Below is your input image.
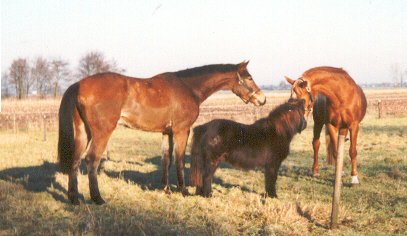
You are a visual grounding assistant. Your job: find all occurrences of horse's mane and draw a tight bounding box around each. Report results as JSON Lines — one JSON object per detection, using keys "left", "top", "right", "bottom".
{"left": 255, "top": 99, "right": 305, "bottom": 138}
{"left": 303, "top": 66, "right": 352, "bottom": 81}
{"left": 304, "top": 66, "right": 346, "bottom": 75}
{"left": 173, "top": 64, "right": 238, "bottom": 78}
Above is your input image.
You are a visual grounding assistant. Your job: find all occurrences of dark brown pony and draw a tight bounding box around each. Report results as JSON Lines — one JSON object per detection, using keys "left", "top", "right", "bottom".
{"left": 285, "top": 66, "right": 367, "bottom": 184}
{"left": 58, "top": 61, "right": 266, "bottom": 205}
{"left": 190, "top": 99, "right": 306, "bottom": 197}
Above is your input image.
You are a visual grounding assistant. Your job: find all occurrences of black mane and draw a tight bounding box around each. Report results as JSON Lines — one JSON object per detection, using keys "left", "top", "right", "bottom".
{"left": 253, "top": 99, "right": 305, "bottom": 138}
{"left": 173, "top": 64, "right": 238, "bottom": 78}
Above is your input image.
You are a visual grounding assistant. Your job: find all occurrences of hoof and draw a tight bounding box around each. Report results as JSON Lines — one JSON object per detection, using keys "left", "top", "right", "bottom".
{"left": 68, "top": 193, "right": 80, "bottom": 205}
{"left": 69, "top": 197, "right": 80, "bottom": 205}
{"left": 350, "top": 175, "right": 360, "bottom": 185}
{"left": 163, "top": 186, "right": 172, "bottom": 195}
{"left": 98, "top": 159, "right": 107, "bottom": 174}
{"left": 264, "top": 192, "right": 277, "bottom": 198}
{"left": 202, "top": 192, "right": 212, "bottom": 198}
{"left": 180, "top": 188, "right": 190, "bottom": 196}
{"left": 92, "top": 196, "right": 106, "bottom": 205}
{"left": 309, "top": 169, "right": 319, "bottom": 177}
{"left": 195, "top": 186, "right": 203, "bottom": 196}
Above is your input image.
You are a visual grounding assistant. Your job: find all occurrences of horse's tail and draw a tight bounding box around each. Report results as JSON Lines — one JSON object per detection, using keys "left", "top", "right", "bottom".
{"left": 190, "top": 125, "right": 206, "bottom": 187}
{"left": 58, "top": 83, "right": 79, "bottom": 174}
{"left": 325, "top": 126, "right": 335, "bottom": 165}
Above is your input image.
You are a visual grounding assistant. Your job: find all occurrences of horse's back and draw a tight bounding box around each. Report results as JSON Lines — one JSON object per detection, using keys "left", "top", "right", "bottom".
{"left": 78, "top": 72, "right": 129, "bottom": 102}
{"left": 305, "top": 67, "right": 367, "bottom": 122}
{"left": 193, "top": 119, "right": 242, "bottom": 148}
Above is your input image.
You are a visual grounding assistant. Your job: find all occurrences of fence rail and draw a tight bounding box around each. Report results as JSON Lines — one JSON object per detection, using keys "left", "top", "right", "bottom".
{"left": 377, "top": 98, "right": 407, "bottom": 118}
{"left": 1, "top": 98, "right": 406, "bottom": 132}
{"left": 0, "top": 112, "right": 58, "bottom": 134}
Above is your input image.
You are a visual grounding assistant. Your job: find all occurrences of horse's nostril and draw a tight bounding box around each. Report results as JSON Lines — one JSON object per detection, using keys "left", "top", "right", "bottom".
{"left": 256, "top": 93, "right": 266, "bottom": 106}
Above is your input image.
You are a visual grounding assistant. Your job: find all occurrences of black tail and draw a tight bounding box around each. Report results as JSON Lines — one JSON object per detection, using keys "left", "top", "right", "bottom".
{"left": 325, "top": 126, "right": 335, "bottom": 165}
{"left": 58, "top": 83, "right": 79, "bottom": 174}
{"left": 190, "top": 125, "right": 206, "bottom": 187}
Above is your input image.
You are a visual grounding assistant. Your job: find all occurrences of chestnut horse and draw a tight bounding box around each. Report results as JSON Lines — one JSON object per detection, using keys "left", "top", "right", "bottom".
{"left": 285, "top": 66, "right": 366, "bottom": 184}
{"left": 190, "top": 99, "right": 307, "bottom": 197}
{"left": 58, "top": 61, "right": 266, "bottom": 204}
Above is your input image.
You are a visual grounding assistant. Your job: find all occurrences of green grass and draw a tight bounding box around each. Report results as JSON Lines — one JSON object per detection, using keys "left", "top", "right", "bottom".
{"left": 1, "top": 117, "right": 407, "bottom": 235}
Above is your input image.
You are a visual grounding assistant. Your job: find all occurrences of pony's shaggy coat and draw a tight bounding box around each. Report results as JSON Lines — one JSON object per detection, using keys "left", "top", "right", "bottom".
{"left": 190, "top": 99, "right": 307, "bottom": 197}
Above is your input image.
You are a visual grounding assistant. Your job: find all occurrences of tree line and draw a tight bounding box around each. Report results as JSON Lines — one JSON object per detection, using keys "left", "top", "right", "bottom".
{"left": 1, "top": 51, "right": 125, "bottom": 99}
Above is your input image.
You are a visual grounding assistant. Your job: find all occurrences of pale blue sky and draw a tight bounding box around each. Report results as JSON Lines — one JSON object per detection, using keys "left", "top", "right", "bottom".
{"left": 1, "top": 0, "right": 407, "bottom": 85}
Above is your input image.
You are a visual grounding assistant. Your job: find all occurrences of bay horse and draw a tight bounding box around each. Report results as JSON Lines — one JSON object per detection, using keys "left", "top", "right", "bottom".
{"left": 285, "top": 66, "right": 367, "bottom": 185}
{"left": 190, "top": 99, "right": 307, "bottom": 198}
{"left": 58, "top": 61, "right": 266, "bottom": 205}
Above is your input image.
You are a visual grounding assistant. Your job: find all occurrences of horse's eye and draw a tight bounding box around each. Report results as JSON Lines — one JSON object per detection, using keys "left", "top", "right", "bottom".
{"left": 247, "top": 76, "right": 253, "bottom": 80}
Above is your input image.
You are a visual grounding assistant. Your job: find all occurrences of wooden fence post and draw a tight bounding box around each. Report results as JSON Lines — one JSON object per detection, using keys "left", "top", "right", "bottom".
{"left": 13, "top": 113, "right": 16, "bottom": 133}
{"left": 330, "top": 134, "right": 346, "bottom": 229}
{"left": 43, "top": 114, "right": 47, "bottom": 141}
{"left": 378, "top": 99, "right": 382, "bottom": 119}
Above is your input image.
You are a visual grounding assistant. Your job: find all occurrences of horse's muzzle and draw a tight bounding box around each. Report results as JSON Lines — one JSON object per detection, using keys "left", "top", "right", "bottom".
{"left": 252, "top": 91, "right": 266, "bottom": 106}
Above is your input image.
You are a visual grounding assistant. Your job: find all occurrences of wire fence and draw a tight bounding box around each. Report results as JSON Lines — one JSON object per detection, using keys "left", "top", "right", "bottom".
{"left": 1, "top": 98, "right": 406, "bottom": 135}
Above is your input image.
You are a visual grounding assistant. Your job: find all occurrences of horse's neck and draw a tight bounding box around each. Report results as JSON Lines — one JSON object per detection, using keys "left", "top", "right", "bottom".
{"left": 183, "top": 73, "right": 233, "bottom": 104}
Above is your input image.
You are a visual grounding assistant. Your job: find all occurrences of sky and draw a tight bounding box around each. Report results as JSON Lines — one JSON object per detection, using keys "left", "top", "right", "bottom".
{"left": 1, "top": 0, "right": 407, "bottom": 85}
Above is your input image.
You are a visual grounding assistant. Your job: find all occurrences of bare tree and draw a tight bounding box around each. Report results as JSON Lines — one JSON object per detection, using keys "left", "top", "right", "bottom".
{"left": 77, "top": 51, "right": 125, "bottom": 78}
{"left": 1, "top": 72, "right": 11, "bottom": 98}
{"left": 31, "top": 57, "right": 52, "bottom": 98}
{"left": 78, "top": 51, "right": 125, "bottom": 77}
{"left": 51, "top": 59, "right": 71, "bottom": 97}
{"left": 390, "top": 63, "right": 403, "bottom": 87}
{"left": 9, "top": 58, "right": 30, "bottom": 99}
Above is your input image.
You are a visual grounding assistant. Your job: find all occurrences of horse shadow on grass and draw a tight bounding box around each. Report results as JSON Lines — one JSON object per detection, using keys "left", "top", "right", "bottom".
{"left": 104, "top": 155, "right": 256, "bottom": 194}
{"left": 0, "top": 161, "right": 79, "bottom": 203}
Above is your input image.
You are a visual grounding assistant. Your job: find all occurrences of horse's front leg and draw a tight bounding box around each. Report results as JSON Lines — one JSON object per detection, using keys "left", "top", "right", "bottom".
{"left": 161, "top": 132, "right": 174, "bottom": 194}
{"left": 173, "top": 130, "right": 190, "bottom": 195}
{"left": 311, "top": 121, "right": 324, "bottom": 177}
{"left": 202, "top": 159, "right": 220, "bottom": 197}
{"left": 265, "top": 159, "right": 282, "bottom": 198}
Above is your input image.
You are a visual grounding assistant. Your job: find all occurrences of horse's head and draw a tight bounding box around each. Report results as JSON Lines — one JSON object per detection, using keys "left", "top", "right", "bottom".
{"left": 267, "top": 98, "right": 307, "bottom": 138}
{"left": 285, "top": 76, "right": 314, "bottom": 116}
{"left": 287, "top": 98, "right": 307, "bottom": 133}
{"left": 232, "top": 61, "right": 266, "bottom": 106}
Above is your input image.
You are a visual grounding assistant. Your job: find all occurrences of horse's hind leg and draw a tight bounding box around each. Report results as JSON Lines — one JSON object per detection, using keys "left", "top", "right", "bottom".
{"left": 173, "top": 130, "right": 190, "bottom": 195}
{"left": 161, "top": 132, "right": 174, "bottom": 194}
{"left": 85, "top": 127, "right": 115, "bottom": 204}
{"left": 326, "top": 124, "right": 339, "bottom": 161}
{"left": 349, "top": 123, "right": 360, "bottom": 185}
{"left": 311, "top": 121, "right": 324, "bottom": 177}
{"left": 68, "top": 108, "right": 89, "bottom": 205}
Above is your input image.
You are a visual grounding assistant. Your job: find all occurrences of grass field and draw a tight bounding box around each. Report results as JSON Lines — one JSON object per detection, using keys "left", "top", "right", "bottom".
{"left": 1, "top": 92, "right": 407, "bottom": 235}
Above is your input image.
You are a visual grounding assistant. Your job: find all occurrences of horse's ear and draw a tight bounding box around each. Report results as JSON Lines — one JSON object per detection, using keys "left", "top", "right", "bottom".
{"left": 238, "top": 60, "right": 249, "bottom": 70}
{"left": 285, "top": 76, "right": 295, "bottom": 85}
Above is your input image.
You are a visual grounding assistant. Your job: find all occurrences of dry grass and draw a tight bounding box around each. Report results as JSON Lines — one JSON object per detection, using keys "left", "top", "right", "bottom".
{"left": 0, "top": 91, "right": 407, "bottom": 235}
